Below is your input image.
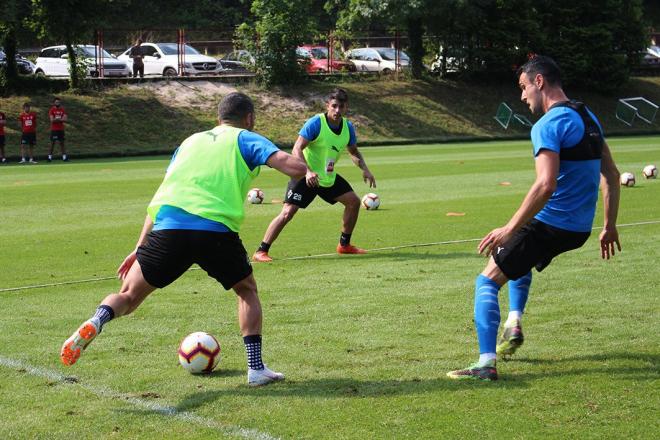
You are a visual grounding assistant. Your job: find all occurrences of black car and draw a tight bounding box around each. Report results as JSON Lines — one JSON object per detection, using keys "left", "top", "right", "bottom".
{"left": 220, "top": 50, "right": 254, "bottom": 73}
{"left": 0, "top": 49, "right": 35, "bottom": 75}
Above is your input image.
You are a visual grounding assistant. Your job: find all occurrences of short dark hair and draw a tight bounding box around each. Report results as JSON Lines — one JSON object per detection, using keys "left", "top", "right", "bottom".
{"left": 23, "top": 102, "right": 30, "bottom": 108}
{"left": 53, "top": 97, "right": 61, "bottom": 102}
{"left": 517, "top": 55, "right": 562, "bottom": 87}
{"left": 218, "top": 92, "right": 254, "bottom": 122}
{"left": 327, "top": 88, "right": 348, "bottom": 103}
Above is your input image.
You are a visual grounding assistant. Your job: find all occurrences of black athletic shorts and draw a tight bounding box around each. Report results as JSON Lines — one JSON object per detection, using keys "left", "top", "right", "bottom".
{"left": 494, "top": 219, "right": 591, "bottom": 281}
{"left": 21, "top": 133, "right": 36, "bottom": 145}
{"left": 136, "top": 229, "right": 253, "bottom": 290}
{"left": 51, "top": 130, "right": 65, "bottom": 141}
{"left": 0, "top": 135, "right": 5, "bottom": 147}
{"left": 284, "top": 174, "right": 353, "bottom": 208}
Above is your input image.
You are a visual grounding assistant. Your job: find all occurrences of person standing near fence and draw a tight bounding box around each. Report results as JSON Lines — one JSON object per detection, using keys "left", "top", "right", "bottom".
{"left": 0, "top": 109, "right": 6, "bottom": 164}
{"left": 48, "top": 97, "right": 69, "bottom": 162}
{"left": 18, "top": 103, "right": 38, "bottom": 164}
{"left": 129, "top": 39, "right": 144, "bottom": 78}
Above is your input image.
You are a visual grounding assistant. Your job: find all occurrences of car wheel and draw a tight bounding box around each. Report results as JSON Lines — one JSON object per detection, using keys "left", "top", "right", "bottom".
{"left": 163, "top": 67, "right": 177, "bottom": 77}
{"left": 35, "top": 69, "right": 45, "bottom": 77}
{"left": 381, "top": 68, "right": 392, "bottom": 74}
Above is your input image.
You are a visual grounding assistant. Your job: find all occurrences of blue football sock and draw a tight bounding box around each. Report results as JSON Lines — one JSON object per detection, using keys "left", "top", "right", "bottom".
{"left": 508, "top": 271, "right": 532, "bottom": 315}
{"left": 474, "top": 274, "right": 502, "bottom": 355}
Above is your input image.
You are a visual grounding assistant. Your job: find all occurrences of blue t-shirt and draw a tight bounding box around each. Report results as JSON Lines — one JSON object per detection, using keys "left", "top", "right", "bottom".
{"left": 299, "top": 114, "right": 357, "bottom": 146}
{"left": 153, "top": 130, "right": 280, "bottom": 232}
{"left": 531, "top": 106, "right": 603, "bottom": 232}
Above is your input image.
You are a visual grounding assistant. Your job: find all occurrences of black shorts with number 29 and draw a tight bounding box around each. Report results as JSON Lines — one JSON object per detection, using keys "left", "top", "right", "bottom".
{"left": 494, "top": 219, "right": 590, "bottom": 280}
{"left": 284, "top": 174, "right": 353, "bottom": 208}
{"left": 136, "top": 229, "right": 252, "bottom": 290}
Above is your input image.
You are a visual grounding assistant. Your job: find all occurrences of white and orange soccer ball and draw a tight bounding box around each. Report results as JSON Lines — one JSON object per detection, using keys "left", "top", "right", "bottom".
{"left": 178, "top": 332, "right": 221, "bottom": 374}
{"left": 642, "top": 164, "right": 658, "bottom": 179}
{"left": 247, "top": 188, "right": 264, "bottom": 204}
{"left": 361, "top": 192, "right": 380, "bottom": 210}
{"left": 620, "top": 172, "right": 635, "bottom": 187}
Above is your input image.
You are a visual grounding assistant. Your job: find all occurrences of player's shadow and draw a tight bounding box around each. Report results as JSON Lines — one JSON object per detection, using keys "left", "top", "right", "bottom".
{"left": 171, "top": 375, "right": 526, "bottom": 413}
{"left": 497, "top": 351, "right": 658, "bottom": 380}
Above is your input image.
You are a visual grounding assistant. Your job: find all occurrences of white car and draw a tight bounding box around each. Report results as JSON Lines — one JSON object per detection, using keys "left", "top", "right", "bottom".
{"left": 345, "top": 47, "right": 410, "bottom": 73}
{"left": 118, "top": 43, "right": 222, "bottom": 76}
{"left": 34, "top": 45, "right": 130, "bottom": 77}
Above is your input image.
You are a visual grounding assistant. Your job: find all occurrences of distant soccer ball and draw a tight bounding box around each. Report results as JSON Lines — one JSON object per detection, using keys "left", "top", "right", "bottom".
{"left": 178, "top": 332, "right": 221, "bottom": 374}
{"left": 361, "top": 192, "right": 380, "bottom": 210}
{"left": 642, "top": 164, "right": 658, "bottom": 179}
{"left": 247, "top": 188, "right": 264, "bottom": 204}
{"left": 620, "top": 172, "right": 635, "bottom": 187}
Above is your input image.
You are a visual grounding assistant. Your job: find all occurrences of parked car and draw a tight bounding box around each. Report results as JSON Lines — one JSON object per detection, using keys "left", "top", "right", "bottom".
{"left": 35, "top": 45, "right": 130, "bottom": 77}
{"left": 0, "top": 48, "right": 35, "bottom": 75}
{"left": 345, "top": 47, "right": 410, "bottom": 73}
{"left": 118, "top": 43, "right": 222, "bottom": 76}
{"left": 219, "top": 50, "right": 254, "bottom": 73}
{"left": 296, "top": 45, "right": 355, "bottom": 73}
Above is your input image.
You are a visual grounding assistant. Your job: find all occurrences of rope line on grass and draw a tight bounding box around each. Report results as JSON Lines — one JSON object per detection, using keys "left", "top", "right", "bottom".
{"left": 1, "top": 219, "right": 658, "bottom": 293}
{"left": 0, "top": 355, "right": 279, "bottom": 440}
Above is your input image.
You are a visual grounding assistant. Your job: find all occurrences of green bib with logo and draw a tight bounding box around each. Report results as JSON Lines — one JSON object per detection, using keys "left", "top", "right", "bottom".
{"left": 147, "top": 125, "right": 259, "bottom": 232}
{"left": 303, "top": 114, "right": 350, "bottom": 187}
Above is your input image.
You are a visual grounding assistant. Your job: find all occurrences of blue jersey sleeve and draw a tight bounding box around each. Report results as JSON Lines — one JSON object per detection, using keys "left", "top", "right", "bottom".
{"left": 347, "top": 120, "right": 357, "bottom": 146}
{"left": 531, "top": 108, "right": 578, "bottom": 156}
{"left": 299, "top": 115, "right": 357, "bottom": 145}
{"left": 238, "top": 131, "right": 280, "bottom": 170}
{"left": 299, "top": 115, "right": 322, "bottom": 141}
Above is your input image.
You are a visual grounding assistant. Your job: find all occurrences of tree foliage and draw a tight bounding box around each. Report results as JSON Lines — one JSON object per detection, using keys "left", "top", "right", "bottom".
{"left": 237, "top": 0, "right": 317, "bottom": 86}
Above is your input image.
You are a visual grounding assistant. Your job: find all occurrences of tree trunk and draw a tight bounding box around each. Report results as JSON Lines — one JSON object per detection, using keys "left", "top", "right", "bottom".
{"left": 2, "top": 29, "right": 19, "bottom": 84}
{"left": 407, "top": 17, "right": 425, "bottom": 79}
{"left": 65, "top": 39, "right": 80, "bottom": 89}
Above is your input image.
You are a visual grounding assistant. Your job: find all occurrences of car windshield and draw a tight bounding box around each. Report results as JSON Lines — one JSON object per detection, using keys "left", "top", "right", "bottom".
{"left": 375, "top": 48, "right": 410, "bottom": 61}
{"left": 79, "top": 47, "right": 114, "bottom": 58}
{"left": 307, "top": 47, "right": 343, "bottom": 60}
{"left": 158, "top": 44, "right": 201, "bottom": 55}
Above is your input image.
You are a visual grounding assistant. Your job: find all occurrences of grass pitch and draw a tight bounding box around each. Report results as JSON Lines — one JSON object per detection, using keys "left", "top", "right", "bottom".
{"left": 0, "top": 137, "right": 658, "bottom": 439}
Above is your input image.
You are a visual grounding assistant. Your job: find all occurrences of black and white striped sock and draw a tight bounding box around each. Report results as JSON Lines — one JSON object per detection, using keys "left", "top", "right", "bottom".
{"left": 92, "top": 305, "right": 115, "bottom": 331}
{"left": 243, "top": 335, "right": 264, "bottom": 370}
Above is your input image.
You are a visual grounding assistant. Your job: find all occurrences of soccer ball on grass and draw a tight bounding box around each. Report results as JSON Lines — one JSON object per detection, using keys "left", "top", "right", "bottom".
{"left": 247, "top": 188, "right": 264, "bottom": 204}
{"left": 620, "top": 172, "right": 635, "bottom": 187}
{"left": 642, "top": 164, "right": 658, "bottom": 179}
{"left": 361, "top": 193, "right": 380, "bottom": 210}
{"left": 178, "top": 332, "right": 221, "bottom": 374}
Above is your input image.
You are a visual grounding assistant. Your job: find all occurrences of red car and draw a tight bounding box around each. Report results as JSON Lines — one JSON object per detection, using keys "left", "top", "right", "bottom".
{"left": 296, "top": 45, "right": 355, "bottom": 73}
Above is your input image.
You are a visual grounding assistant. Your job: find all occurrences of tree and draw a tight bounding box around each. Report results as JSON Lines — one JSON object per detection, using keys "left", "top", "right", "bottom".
{"left": 29, "top": 0, "right": 113, "bottom": 89}
{"left": 237, "top": 0, "right": 317, "bottom": 86}
{"left": 534, "top": 0, "right": 646, "bottom": 92}
{"left": 0, "top": 0, "right": 32, "bottom": 89}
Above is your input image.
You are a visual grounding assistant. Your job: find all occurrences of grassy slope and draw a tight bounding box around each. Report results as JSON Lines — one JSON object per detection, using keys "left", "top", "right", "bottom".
{"left": 0, "top": 76, "right": 659, "bottom": 158}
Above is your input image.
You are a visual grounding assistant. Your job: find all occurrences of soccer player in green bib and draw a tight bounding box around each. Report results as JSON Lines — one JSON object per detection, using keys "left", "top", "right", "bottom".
{"left": 253, "top": 88, "right": 376, "bottom": 262}
{"left": 60, "top": 93, "right": 306, "bottom": 386}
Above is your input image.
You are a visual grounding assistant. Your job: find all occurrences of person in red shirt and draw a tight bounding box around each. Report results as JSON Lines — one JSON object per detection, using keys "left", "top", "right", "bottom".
{"left": 19, "top": 102, "right": 38, "bottom": 164}
{"left": 48, "top": 97, "right": 69, "bottom": 162}
{"left": 0, "top": 110, "right": 6, "bottom": 164}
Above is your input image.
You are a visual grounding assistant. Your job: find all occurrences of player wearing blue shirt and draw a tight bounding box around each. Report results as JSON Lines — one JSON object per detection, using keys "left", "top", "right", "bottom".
{"left": 447, "top": 56, "right": 622, "bottom": 381}
{"left": 252, "top": 88, "right": 376, "bottom": 262}
{"left": 61, "top": 93, "right": 306, "bottom": 386}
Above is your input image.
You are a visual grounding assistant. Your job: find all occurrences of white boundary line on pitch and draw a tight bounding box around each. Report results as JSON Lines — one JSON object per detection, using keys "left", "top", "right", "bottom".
{"left": 1, "top": 219, "right": 659, "bottom": 293}
{"left": 0, "top": 355, "right": 278, "bottom": 440}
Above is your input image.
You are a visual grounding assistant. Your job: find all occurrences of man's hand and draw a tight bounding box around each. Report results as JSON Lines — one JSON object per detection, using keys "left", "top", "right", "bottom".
{"left": 363, "top": 170, "right": 376, "bottom": 188}
{"left": 305, "top": 170, "right": 319, "bottom": 187}
{"left": 599, "top": 226, "right": 621, "bottom": 259}
{"left": 478, "top": 226, "right": 515, "bottom": 257}
{"left": 117, "top": 250, "right": 137, "bottom": 280}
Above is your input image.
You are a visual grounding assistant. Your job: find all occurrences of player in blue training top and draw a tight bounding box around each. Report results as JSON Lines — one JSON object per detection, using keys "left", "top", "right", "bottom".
{"left": 60, "top": 93, "right": 307, "bottom": 386}
{"left": 447, "top": 55, "right": 622, "bottom": 381}
{"left": 252, "top": 88, "right": 376, "bottom": 262}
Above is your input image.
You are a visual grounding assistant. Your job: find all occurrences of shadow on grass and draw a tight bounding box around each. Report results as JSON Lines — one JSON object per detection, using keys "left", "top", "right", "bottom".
{"left": 172, "top": 375, "right": 528, "bottom": 412}
{"left": 280, "top": 251, "right": 476, "bottom": 263}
